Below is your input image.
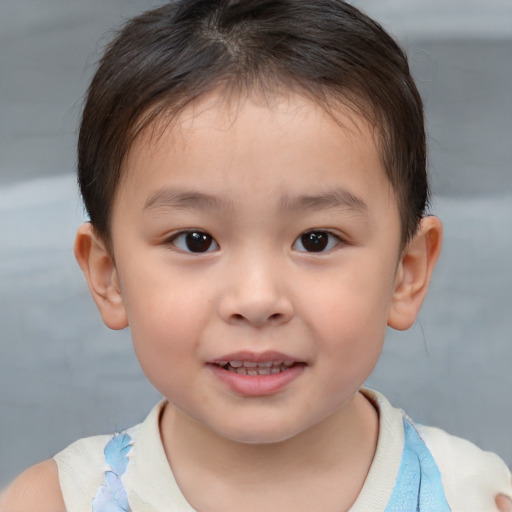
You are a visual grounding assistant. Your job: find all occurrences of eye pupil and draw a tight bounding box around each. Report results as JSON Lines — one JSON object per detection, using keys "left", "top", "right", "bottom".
{"left": 301, "top": 232, "right": 328, "bottom": 252}
{"left": 186, "top": 232, "right": 212, "bottom": 252}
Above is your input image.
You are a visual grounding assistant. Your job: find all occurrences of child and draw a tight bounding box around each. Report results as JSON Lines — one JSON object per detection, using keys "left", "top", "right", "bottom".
{"left": 2, "top": 1, "right": 511, "bottom": 510}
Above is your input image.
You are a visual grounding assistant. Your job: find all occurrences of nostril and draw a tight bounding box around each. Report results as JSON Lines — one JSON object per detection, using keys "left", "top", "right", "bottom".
{"left": 229, "top": 311, "right": 284, "bottom": 324}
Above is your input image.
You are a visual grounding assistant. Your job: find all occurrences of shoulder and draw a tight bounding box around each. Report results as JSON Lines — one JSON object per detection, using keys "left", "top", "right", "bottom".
{"left": 362, "top": 389, "right": 512, "bottom": 511}
{"left": 416, "top": 422, "right": 512, "bottom": 510}
{"left": 52, "top": 433, "right": 114, "bottom": 511}
{"left": 0, "top": 459, "right": 66, "bottom": 512}
{"left": 0, "top": 433, "right": 119, "bottom": 512}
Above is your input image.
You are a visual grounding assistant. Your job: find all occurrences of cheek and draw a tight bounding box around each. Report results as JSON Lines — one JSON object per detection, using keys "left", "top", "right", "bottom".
{"left": 122, "top": 280, "right": 209, "bottom": 387}
{"left": 120, "top": 258, "right": 210, "bottom": 335}
{"left": 306, "top": 265, "right": 395, "bottom": 332}
{"left": 129, "top": 294, "right": 201, "bottom": 350}
{"left": 301, "top": 265, "right": 394, "bottom": 372}
{"left": 129, "top": 306, "right": 199, "bottom": 400}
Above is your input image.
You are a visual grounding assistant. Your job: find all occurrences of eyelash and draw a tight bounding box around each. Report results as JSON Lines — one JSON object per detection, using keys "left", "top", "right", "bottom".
{"left": 166, "top": 229, "right": 343, "bottom": 254}
{"left": 167, "top": 231, "right": 219, "bottom": 253}
{"left": 292, "top": 230, "right": 342, "bottom": 253}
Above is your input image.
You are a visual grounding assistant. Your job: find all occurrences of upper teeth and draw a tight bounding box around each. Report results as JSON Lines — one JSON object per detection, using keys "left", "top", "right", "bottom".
{"left": 218, "top": 360, "right": 294, "bottom": 368}
{"left": 215, "top": 360, "right": 296, "bottom": 376}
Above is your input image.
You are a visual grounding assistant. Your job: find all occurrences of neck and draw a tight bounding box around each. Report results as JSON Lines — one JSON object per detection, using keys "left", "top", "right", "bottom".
{"left": 160, "top": 391, "right": 379, "bottom": 512}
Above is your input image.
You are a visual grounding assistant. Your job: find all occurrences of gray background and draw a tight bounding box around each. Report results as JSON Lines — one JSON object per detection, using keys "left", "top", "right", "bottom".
{"left": 1, "top": 0, "right": 511, "bottom": 487}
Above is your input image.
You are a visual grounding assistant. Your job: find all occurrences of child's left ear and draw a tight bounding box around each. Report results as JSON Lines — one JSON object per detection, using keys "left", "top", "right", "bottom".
{"left": 387, "top": 216, "right": 443, "bottom": 331}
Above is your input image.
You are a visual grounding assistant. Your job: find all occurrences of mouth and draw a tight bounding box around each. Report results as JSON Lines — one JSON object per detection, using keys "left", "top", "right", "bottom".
{"left": 214, "top": 360, "right": 298, "bottom": 376}
{"left": 208, "top": 353, "right": 306, "bottom": 395}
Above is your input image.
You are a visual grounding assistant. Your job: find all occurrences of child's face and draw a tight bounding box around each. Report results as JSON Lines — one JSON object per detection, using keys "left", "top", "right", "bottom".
{"left": 98, "top": 93, "right": 407, "bottom": 443}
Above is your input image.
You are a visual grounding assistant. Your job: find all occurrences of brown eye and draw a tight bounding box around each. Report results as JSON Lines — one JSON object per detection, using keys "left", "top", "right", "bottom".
{"left": 294, "top": 231, "right": 340, "bottom": 252}
{"left": 171, "top": 231, "right": 218, "bottom": 253}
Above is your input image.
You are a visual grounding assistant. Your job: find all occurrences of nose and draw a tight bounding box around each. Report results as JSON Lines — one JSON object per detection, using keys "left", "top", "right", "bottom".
{"left": 217, "top": 255, "right": 294, "bottom": 327}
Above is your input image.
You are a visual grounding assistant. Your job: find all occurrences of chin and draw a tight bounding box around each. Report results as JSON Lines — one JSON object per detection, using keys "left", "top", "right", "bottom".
{"left": 215, "top": 420, "right": 305, "bottom": 446}
{"left": 225, "top": 431, "right": 294, "bottom": 446}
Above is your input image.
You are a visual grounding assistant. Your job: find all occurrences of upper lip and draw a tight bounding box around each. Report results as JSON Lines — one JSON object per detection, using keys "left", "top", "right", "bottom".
{"left": 209, "top": 350, "right": 301, "bottom": 365}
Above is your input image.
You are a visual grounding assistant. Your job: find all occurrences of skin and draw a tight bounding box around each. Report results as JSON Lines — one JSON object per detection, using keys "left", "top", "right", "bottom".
{"left": 2, "top": 92, "right": 509, "bottom": 511}
{"left": 83, "top": 92, "right": 441, "bottom": 510}
{"left": 107, "top": 94, "right": 409, "bottom": 450}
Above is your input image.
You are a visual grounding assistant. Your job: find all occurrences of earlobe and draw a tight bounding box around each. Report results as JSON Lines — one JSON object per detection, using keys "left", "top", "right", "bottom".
{"left": 387, "top": 216, "right": 443, "bottom": 331}
{"left": 74, "top": 223, "right": 128, "bottom": 330}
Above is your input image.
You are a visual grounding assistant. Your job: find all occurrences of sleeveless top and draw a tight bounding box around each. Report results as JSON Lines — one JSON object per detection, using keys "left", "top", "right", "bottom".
{"left": 54, "top": 389, "right": 512, "bottom": 511}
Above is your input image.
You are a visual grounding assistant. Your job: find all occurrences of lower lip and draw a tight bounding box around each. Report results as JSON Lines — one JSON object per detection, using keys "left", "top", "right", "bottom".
{"left": 208, "top": 364, "right": 305, "bottom": 396}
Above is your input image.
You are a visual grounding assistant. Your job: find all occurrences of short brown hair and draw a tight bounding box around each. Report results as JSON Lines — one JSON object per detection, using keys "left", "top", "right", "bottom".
{"left": 78, "top": 0, "right": 428, "bottom": 246}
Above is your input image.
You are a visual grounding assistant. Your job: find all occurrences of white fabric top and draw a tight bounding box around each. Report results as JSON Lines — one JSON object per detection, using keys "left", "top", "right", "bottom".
{"left": 54, "top": 389, "right": 512, "bottom": 511}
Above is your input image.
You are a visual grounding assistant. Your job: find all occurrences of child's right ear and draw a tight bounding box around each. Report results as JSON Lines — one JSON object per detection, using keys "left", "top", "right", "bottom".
{"left": 74, "top": 223, "right": 128, "bottom": 330}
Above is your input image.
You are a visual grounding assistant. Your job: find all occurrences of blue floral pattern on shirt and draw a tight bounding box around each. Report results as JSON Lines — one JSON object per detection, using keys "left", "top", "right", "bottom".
{"left": 384, "top": 418, "right": 451, "bottom": 512}
{"left": 90, "top": 416, "right": 450, "bottom": 511}
{"left": 92, "top": 433, "right": 133, "bottom": 512}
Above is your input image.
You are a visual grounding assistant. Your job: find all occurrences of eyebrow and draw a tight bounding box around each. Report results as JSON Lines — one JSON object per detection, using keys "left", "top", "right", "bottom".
{"left": 279, "top": 189, "right": 368, "bottom": 215}
{"left": 144, "top": 189, "right": 231, "bottom": 212}
{"left": 143, "top": 187, "right": 368, "bottom": 215}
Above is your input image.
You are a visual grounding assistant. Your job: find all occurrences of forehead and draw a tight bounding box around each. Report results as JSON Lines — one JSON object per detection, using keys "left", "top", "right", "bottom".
{"left": 117, "top": 91, "right": 395, "bottom": 216}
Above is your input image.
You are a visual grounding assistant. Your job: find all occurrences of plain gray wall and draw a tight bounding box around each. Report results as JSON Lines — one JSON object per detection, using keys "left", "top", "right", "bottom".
{"left": 1, "top": 0, "right": 511, "bottom": 487}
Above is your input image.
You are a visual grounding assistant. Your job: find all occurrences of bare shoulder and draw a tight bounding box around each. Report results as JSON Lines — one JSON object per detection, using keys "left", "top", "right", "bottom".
{"left": 0, "top": 459, "right": 66, "bottom": 512}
